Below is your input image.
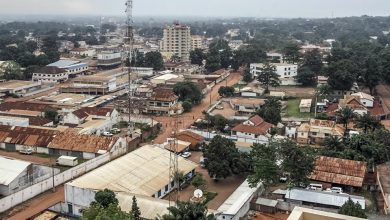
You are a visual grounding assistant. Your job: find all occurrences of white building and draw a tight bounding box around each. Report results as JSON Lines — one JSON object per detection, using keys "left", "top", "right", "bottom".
{"left": 351, "top": 92, "right": 374, "bottom": 108}
{"left": 130, "top": 67, "right": 154, "bottom": 77}
{"left": 216, "top": 180, "right": 261, "bottom": 220}
{"left": 0, "top": 80, "right": 45, "bottom": 97}
{"left": 97, "top": 51, "right": 122, "bottom": 68}
{"left": 160, "top": 23, "right": 192, "bottom": 62}
{"left": 191, "top": 35, "right": 204, "bottom": 50}
{"left": 150, "top": 73, "right": 180, "bottom": 85}
{"left": 0, "top": 157, "right": 32, "bottom": 196}
{"left": 63, "top": 145, "right": 197, "bottom": 217}
{"left": 231, "top": 115, "right": 273, "bottom": 144}
{"left": 250, "top": 63, "right": 298, "bottom": 79}
{"left": 48, "top": 60, "right": 89, "bottom": 77}
{"left": 32, "top": 66, "right": 68, "bottom": 84}
{"left": 70, "top": 48, "right": 96, "bottom": 57}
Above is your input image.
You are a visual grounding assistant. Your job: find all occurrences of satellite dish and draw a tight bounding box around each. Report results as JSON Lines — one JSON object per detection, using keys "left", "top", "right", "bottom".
{"left": 194, "top": 189, "right": 203, "bottom": 198}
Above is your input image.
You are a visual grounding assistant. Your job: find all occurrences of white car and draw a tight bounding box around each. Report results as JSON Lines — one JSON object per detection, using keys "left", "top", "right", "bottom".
{"left": 180, "top": 152, "right": 192, "bottom": 158}
{"left": 102, "top": 132, "right": 114, "bottom": 137}
{"left": 330, "top": 187, "right": 343, "bottom": 194}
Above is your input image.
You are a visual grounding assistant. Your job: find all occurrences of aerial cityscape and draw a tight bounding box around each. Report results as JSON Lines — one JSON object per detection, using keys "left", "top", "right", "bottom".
{"left": 1, "top": 0, "right": 390, "bottom": 220}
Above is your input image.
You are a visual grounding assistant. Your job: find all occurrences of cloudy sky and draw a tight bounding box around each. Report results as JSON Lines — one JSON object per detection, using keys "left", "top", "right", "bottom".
{"left": 1, "top": 0, "right": 390, "bottom": 18}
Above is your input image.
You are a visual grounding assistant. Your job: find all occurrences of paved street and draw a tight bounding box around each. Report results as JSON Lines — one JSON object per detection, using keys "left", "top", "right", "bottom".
{"left": 153, "top": 71, "right": 242, "bottom": 144}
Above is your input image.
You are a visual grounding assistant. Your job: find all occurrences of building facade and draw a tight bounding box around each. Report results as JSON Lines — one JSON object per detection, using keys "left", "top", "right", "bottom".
{"left": 160, "top": 23, "right": 192, "bottom": 62}
{"left": 32, "top": 66, "right": 68, "bottom": 84}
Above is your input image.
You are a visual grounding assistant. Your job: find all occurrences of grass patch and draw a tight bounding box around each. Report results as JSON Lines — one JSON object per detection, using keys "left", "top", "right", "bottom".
{"left": 284, "top": 98, "right": 314, "bottom": 118}
{"left": 204, "top": 191, "right": 218, "bottom": 204}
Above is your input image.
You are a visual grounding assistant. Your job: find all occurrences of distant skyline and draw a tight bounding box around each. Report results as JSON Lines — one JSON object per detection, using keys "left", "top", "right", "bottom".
{"left": 1, "top": 0, "right": 390, "bottom": 18}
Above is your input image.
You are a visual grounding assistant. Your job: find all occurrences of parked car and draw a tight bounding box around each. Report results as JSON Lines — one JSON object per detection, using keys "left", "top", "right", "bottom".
{"left": 307, "top": 183, "right": 323, "bottom": 191}
{"left": 180, "top": 152, "right": 192, "bottom": 158}
{"left": 111, "top": 128, "right": 121, "bottom": 134}
{"left": 329, "top": 187, "right": 343, "bottom": 194}
{"left": 102, "top": 131, "right": 114, "bottom": 137}
{"left": 19, "top": 148, "right": 33, "bottom": 155}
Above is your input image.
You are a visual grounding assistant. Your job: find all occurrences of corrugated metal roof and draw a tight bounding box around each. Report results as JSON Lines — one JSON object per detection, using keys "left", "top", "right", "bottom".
{"left": 0, "top": 156, "right": 31, "bottom": 185}
{"left": 310, "top": 156, "right": 367, "bottom": 187}
{"left": 217, "top": 180, "right": 260, "bottom": 215}
{"left": 0, "top": 125, "right": 58, "bottom": 147}
{"left": 67, "top": 145, "right": 197, "bottom": 196}
{"left": 48, "top": 129, "right": 118, "bottom": 153}
{"left": 48, "top": 60, "right": 80, "bottom": 67}
{"left": 285, "top": 188, "right": 365, "bottom": 209}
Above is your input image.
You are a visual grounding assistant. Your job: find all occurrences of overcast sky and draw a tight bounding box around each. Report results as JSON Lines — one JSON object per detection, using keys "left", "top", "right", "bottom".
{"left": 1, "top": 0, "right": 390, "bottom": 18}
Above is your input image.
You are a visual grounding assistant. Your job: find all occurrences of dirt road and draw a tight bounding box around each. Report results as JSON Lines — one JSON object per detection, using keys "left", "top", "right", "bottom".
{"left": 376, "top": 83, "right": 390, "bottom": 115}
{"left": 153, "top": 71, "right": 242, "bottom": 144}
{"left": 0, "top": 151, "right": 53, "bottom": 165}
{"left": 5, "top": 186, "right": 64, "bottom": 220}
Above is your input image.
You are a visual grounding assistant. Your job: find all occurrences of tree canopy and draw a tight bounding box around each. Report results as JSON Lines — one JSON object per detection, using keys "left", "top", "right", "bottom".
{"left": 257, "top": 97, "right": 282, "bottom": 125}
{"left": 173, "top": 81, "right": 203, "bottom": 104}
{"left": 338, "top": 198, "right": 367, "bottom": 218}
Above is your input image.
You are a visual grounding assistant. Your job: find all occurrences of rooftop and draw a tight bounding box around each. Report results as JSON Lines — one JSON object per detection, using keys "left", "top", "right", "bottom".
{"left": 67, "top": 145, "right": 197, "bottom": 196}
{"left": 0, "top": 125, "right": 59, "bottom": 147}
{"left": 217, "top": 180, "right": 260, "bottom": 215}
{"left": 230, "top": 98, "right": 265, "bottom": 106}
{"left": 285, "top": 188, "right": 365, "bottom": 209}
{"left": 288, "top": 207, "right": 366, "bottom": 220}
{"left": 0, "top": 156, "right": 31, "bottom": 186}
{"left": 48, "top": 60, "right": 81, "bottom": 68}
{"left": 310, "top": 156, "right": 367, "bottom": 187}
{"left": 376, "top": 163, "right": 390, "bottom": 209}
{"left": 72, "top": 107, "right": 114, "bottom": 119}
{"left": 0, "top": 80, "right": 40, "bottom": 91}
{"left": 0, "top": 101, "right": 53, "bottom": 112}
{"left": 48, "top": 129, "right": 119, "bottom": 153}
{"left": 232, "top": 116, "right": 273, "bottom": 135}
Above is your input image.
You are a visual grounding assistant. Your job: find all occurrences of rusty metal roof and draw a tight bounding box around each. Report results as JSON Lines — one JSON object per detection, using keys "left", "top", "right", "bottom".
{"left": 48, "top": 129, "right": 119, "bottom": 153}
{"left": 310, "top": 156, "right": 367, "bottom": 187}
{"left": 0, "top": 125, "right": 58, "bottom": 147}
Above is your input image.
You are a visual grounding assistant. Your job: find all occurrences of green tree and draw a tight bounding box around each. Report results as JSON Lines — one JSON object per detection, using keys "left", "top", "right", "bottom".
{"left": 282, "top": 42, "right": 301, "bottom": 64}
{"left": 182, "top": 101, "right": 193, "bottom": 113}
{"left": 130, "top": 196, "right": 141, "bottom": 220}
{"left": 327, "top": 59, "right": 357, "bottom": 92}
{"left": 82, "top": 203, "right": 133, "bottom": 220}
{"left": 338, "top": 198, "right": 367, "bottom": 218}
{"left": 248, "top": 143, "right": 279, "bottom": 190}
{"left": 296, "top": 66, "right": 316, "bottom": 86}
{"left": 0, "top": 61, "right": 23, "bottom": 80}
{"left": 257, "top": 97, "right": 282, "bottom": 125}
{"left": 361, "top": 55, "right": 381, "bottom": 95}
{"left": 278, "top": 140, "right": 315, "bottom": 185}
{"left": 160, "top": 201, "right": 215, "bottom": 220}
{"left": 355, "top": 113, "right": 381, "bottom": 134}
{"left": 243, "top": 68, "right": 253, "bottom": 83}
{"left": 204, "top": 114, "right": 229, "bottom": 132}
{"left": 191, "top": 173, "right": 207, "bottom": 190}
{"left": 205, "top": 49, "right": 221, "bottom": 73}
{"left": 203, "top": 136, "right": 240, "bottom": 180}
{"left": 301, "top": 48, "right": 323, "bottom": 74}
{"left": 173, "top": 81, "right": 203, "bottom": 104}
{"left": 190, "top": 48, "right": 206, "bottom": 66}
{"left": 94, "top": 189, "right": 119, "bottom": 208}
{"left": 380, "top": 48, "right": 390, "bottom": 83}
{"left": 218, "top": 86, "right": 235, "bottom": 97}
{"left": 144, "top": 51, "right": 164, "bottom": 71}
{"left": 231, "top": 44, "right": 267, "bottom": 70}
{"left": 336, "top": 107, "right": 356, "bottom": 130}
{"left": 257, "top": 62, "right": 280, "bottom": 93}
{"left": 44, "top": 108, "right": 58, "bottom": 123}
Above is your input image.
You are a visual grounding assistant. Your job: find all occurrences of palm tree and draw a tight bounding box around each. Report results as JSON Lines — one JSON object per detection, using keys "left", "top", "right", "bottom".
{"left": 355, "top": 113, "right": 381, "bottom": 134}
{"left": 336, "top": 107, "right": 356, "bottom": 130}
{"left": 324, "top": 136, "right": 344, "bottom": 151}
{"left": 160, "top": 201, "right": 215, "bottom": 220}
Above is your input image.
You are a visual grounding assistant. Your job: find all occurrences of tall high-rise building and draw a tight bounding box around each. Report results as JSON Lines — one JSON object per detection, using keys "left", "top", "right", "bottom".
{"left": 160, "top": 23, "right": 191, "bottom": 62}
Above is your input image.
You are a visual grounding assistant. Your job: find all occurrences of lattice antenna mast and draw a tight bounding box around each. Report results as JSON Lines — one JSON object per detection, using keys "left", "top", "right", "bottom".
{"left": 169, "top": 107, "right": 180, "bottom": 207}
{"left": 125, "top": 0, "right": 135, "bottom": 133}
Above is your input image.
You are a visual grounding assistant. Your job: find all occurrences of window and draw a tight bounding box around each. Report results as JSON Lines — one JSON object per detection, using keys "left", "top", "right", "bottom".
{"left": 171, "top": 181, "right": 174, "bottom": 187}
{"left": 165, "top": 184, "right": 169, "bottom": 192}
{"left": 312, "top": 132, "right": 317, "bottom": 135}
{"left": 157, "top": 190, "right": 161, "bottom": 198}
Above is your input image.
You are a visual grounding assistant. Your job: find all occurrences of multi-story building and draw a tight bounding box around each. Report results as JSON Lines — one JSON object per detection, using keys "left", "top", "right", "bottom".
{"left": 32, "top": 66, "right": 68, "bottom": 84}
{"left": 97, "top": 51, "right": 122, "bottom": 69}
{"left": 191, "top": 35, "right": 203, "bottom": 50}
{"left": 297, "top": 119, "right": 345, "bottom": 145}
{"left": 145, "top": 88, "right": 183, "bottom": 115}
{"left": 160, "top": 23, "right": 192, "bottom": 62}
{"left": 48, "top": 60, "right": 89, "bottom": 78}
{"left": 250, "top": 63, "right": 298, "bottom": 79}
